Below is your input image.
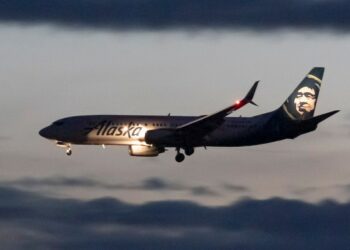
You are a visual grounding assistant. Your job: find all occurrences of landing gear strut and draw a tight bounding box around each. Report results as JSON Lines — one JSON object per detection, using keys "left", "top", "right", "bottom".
{"left": 56, "top": 142, "right": 72, "bottom": 156}
{"left": 66, "top": 147, "right": 72, "bottom": 156}
{"left": 175, "top": 147, "right": 185, "bottom": 162}
{"left": 184, "top": 147, "right": 194, "bottom": 156}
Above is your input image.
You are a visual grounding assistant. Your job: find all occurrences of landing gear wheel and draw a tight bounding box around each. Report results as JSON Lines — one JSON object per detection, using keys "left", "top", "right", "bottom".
{"left": 175, "top": 153, "right": 185, "bottom": 162}
{"left": 66, "top": 148, "right": 72, "bottom": 156}
{"left": 184, "top": 147, "right": 194, "bottom": 156}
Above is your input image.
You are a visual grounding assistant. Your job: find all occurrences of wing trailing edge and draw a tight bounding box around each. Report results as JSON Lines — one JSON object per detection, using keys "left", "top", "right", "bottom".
{"left": 177, "top": 80, "right": 259, "bottom": 131}
{"left": 145, "top": 81, "right": 260, "bottom": 146}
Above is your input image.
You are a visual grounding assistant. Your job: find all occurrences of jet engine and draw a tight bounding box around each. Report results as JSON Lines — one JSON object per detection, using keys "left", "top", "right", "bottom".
{"left": 128, "top": 145, "right": 160, "bottom": 157}
{"left": 145, "top": 128, "right": 178, "bottom": 145}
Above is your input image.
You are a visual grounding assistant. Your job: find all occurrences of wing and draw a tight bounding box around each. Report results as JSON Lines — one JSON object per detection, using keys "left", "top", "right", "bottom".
{"left": 176, "top": 81, "right": 259, "bottom": 138}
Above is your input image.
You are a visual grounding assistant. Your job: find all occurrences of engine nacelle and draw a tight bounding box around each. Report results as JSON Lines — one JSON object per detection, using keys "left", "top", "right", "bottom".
{"left": 128, "top": 145, "right": 159, "bottom": 157}
{"left": 145, "top": 128, "right": 178, "bottom": 145}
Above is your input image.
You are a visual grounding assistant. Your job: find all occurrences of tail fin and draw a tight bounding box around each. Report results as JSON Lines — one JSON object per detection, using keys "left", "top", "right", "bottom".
{"left": 281, "top": 67, "right": 323, "bottom": 120}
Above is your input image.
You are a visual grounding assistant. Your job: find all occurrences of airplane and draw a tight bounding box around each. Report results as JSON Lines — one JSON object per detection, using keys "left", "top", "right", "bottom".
{"left": 39, "top": 67, "right": 339, "bottom": 162}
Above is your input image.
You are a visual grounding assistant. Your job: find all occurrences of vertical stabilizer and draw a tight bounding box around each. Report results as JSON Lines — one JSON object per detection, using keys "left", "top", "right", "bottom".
{"left": 281, "top": 67, "right": 323, "bottom": 120}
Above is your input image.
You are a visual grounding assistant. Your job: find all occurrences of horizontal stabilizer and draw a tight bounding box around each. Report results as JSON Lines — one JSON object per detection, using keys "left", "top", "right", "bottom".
{"left": 302, "top": 110, "right": 340, "bottom": 126}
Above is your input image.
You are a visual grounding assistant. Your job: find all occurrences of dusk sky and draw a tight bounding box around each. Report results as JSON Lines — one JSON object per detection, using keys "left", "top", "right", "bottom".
{"left": 0, "top": 1, "right": 350, "bottom": 249}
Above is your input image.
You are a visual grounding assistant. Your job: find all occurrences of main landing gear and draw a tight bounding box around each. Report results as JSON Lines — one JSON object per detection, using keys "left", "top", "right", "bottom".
{"left": 175, "top": 151, "right": 185, "bottom": 162}
{"left": 184, "top": 147, "right": 194, "bottom": 156}
{"left": 175, "top": 147, "right": 194, "bottom": 162}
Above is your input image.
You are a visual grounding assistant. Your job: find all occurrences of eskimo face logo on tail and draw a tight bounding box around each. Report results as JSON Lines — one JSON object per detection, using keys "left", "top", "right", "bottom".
{"left": 294, "top": 86, "right": 316, "bottom": 117}
{"left": 284, "top": 74, "right": 321, "bottom": 120}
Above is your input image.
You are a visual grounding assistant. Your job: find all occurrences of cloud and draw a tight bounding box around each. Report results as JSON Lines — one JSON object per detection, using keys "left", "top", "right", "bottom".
{"left": 5, "top": 176, "right": 221, "bottom": 196}
{"left": 1, "top": 0, "right": 350, "bottom": 31}
{"left": 190, "top": 186, "right": 218, "bottom": 196}
{"left": 5, "top": 176, "right": 182, "bottom": 191}
{"left": 292, "top": 186, "right": 320, "bottom": 196}
{"left": 335, "top": 183, "right": 350, "bottom": 193}
{"left": 222, "top": 183, "right": 250, "bottom": 192}
{"left": 141, "top": 177, "right": 182, "bottom": 191}
{"left": 6, "top": 176, "right": 113, "bottom": 189}
{"left": 5, "top": 176, "right": 253, "bottom": 198}
{"left": 0, "top": 186, "right": 350, "bottom": 249}
{"left": 292, "top": 183, "right": 350, "bottom": 197}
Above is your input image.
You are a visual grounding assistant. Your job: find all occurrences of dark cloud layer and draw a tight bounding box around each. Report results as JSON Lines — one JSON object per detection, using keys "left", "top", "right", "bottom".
{"left": 5, "top": 176, "right": 222, "bottom": 196}
{"left": 0, "top": 186, "right": 350, "bottom": 249}
{"left": 222, "top": 183, "right": 249, "bottom": 192}
{"left": 1, "top": 0, "right": 350, "bottom": 31}
{"left": 5, "top": 176, "right": 181, "bottom": 191}
{"left": 190, "top": 186, "right": 218, "bottom": 196}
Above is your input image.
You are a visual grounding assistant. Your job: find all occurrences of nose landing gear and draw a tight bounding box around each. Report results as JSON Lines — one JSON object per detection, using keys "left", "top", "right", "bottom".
{"left": 56, "top": 142, "right": 72, "bottom": 156}
{"left": 66, "top": 147, "right": 72, "bottom": 156}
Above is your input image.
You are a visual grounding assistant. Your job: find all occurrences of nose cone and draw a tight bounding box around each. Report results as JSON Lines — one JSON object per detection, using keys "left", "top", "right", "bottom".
{"left": 39, "top": 126, "right": 52, "bottom": 139}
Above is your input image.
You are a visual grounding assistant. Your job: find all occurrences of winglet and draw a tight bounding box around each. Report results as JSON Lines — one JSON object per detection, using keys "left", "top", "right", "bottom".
{"left": 234, "top": 81, "right": 259, "bottom": 110}
{"left": 244, "top": 80, "right": 259, "bottom": 103}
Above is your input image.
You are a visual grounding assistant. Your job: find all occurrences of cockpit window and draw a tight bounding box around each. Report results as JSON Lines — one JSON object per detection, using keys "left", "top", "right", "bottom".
{"left": 53, "top": 121, "right": 64, "bottom": 126}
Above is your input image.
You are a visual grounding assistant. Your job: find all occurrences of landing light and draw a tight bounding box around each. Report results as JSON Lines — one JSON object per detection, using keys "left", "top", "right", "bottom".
{"left": 235, "top": 100, "right": 241, "bottom": 105}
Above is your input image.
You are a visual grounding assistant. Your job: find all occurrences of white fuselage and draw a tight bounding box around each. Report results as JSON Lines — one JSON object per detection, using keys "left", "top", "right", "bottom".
{"left": 39, "top": 113, "right": 276, "bottom": 148}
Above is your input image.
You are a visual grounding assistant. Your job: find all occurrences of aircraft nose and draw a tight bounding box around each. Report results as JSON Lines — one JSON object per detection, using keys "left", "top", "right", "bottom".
{"left": 39, "top": 127, "right": 51, "bottom": 139}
